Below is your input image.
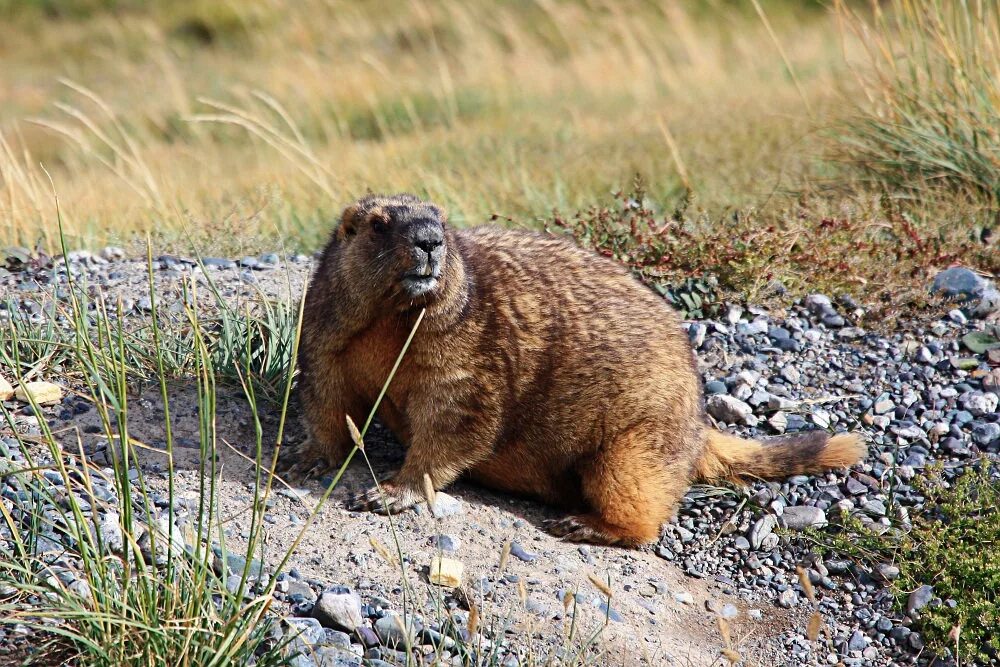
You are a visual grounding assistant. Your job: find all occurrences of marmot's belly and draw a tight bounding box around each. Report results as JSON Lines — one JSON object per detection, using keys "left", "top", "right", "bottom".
{"left": 468, "top": 440, "right": 585, "bottom": 507}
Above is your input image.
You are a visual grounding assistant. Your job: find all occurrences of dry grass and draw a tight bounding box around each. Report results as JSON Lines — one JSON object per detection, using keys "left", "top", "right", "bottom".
{"left": 1, "top": 0, "right": 854, "bottom": 254}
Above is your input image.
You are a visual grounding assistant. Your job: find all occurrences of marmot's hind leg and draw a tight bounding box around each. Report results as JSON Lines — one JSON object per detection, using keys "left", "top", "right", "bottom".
{"left": 544, "top": 426, "right": 691, "bottom": 547}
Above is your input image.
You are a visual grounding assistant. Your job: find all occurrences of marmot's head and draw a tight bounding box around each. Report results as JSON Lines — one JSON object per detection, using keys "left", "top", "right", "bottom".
{"left": 333, "top": 193, "right": 453, "bottom": 306}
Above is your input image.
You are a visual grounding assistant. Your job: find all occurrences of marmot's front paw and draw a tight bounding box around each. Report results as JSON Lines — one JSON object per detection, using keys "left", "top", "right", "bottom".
{"left": 277, "top": 438, "right": 338, "bottom": 478}
{"left": 347, "top": 481, "right": 419, "bottom": 515}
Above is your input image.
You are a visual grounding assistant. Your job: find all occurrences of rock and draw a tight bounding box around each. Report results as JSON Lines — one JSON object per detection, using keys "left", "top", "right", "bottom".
{"left": 0, "top": 376, "right": 13, "bottom": 400}
{"left": 964, "top": 392, "right": 999, "bottom": 417}
{"left": 780, "top": 366, "right": 801, "bottom": 384}
{"left": 706, "top": 395, "right": 753, "bottom": 424}
{"left": 972, "top": 422, "right": 1000, "bottom": 446}
{"left": 355, "top": 626, "right": 379, "bottom": 648}
{"left": 509, "top": 541, "right": 538, "bottom": 563}
{"left": 203, "top": 257, "right": 237, "bottom": 269}
{"left": 374, "top": 613, "right": 421, "bottom": 649}
{"left": 687, "top": 323, "right": 707, "bottom": 349}
{"left": 781, "top": 506, "right": 827, "bottom": 531}
{"left": 810, "top": 409, "right": 831, "bottom": 429}
{"left": 140, "top": 515, "right": 187, "bottom": 565}
{"left": 983, "top": 368, "right": 1000, "bottom": 392}
{"left": 96, "top": 512, "right": 124, "bottom": 553}
{"left": 873, "top": 397, "right": 895, "bottom": 415}
{"left": 429, "top": 492, "right": 464, "bottom": 518}
{"left": 768, "top": 411, "right": 788, "bottom": 434}
{"left": 673, "top": 591, "right": 694, "bottom": 605}
{"left": 805, "top": 294, "right": 833, "bottom": 315}
{"left": 847, "top": 630, "right": 867, "bottom": 652}
{"left": 906, "top": 585, "right": 934, "bottom": 616}
{"left": 976, "top": 285, "right": 1000, "bottom": 316}
{"left": 432, "top": 534, "right": 460, "bottom": 553}
{"left": 875, "top": 564, "right": 900, "bottom": 581}
{"left": 777, "top": 589, "right": 797, "bottom": 608}
{"left": 100, "top": 246, "right": 126, "bottom": 261}
{"left": 312, "top": 587, "right": 363, "bottom": 632}
{"left": 948, "top": 308, "right": 968, "bottom": 324}
{"left": 285, "top": 617, "right": 326, "bottom": 647}
{"left": 428, "top": 556, "right": 464, "bottom": 587}
{"left": 862, "top": 500, "right": 887, "bottom": 517}
{"left": 14, "top": 381, "right": 63, "bottom": 405}
{"left": 704, "top": 380, "right": 727, "bottom": 395}
{"left": 931, "top": 267, "right": 990, "bottom": 301}
{"left": 749, "top": 515, "right": 777, "bottom": 550}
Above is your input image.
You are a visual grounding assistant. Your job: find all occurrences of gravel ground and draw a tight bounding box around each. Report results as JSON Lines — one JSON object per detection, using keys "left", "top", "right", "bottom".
{"left": 1, "top": 248, "right": 998, "bottom": 666}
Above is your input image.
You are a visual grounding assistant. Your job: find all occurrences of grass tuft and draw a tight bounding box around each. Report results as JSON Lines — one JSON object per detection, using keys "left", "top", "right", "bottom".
{"left": 836, "top": 0, "right": 1000, "bottom": 206}
{"left": 816, "top": 461, "right": 1000, "bottom": 663}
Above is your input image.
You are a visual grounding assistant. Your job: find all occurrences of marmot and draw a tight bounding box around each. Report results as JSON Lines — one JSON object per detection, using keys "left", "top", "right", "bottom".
{"left": 294, "top": 193, "right": 865, "bottom": 546}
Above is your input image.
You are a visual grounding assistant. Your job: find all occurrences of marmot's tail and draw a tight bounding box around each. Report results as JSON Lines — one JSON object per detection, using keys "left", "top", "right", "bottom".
{"left": 695, "top": 430, "right": 866, "bottom": 484}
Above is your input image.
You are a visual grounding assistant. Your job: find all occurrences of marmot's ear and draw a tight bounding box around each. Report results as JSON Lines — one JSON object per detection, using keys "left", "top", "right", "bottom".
{"left": 338, "top": 203, "right": 364, "bottom": 240}
{"left": 365, "top": 207, "right": 391, "bottom": 231}
{"left": 429, "top": 204, "right": 447, "bottom": 222}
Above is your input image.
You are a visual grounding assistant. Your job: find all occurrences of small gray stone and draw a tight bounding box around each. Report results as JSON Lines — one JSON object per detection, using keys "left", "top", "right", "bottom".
{"left": 687, "top": 323, "right": 707, "bottom": 349}
{"left": 704, "top": 380, "right": 727, "bottom": 395}
{"left": 847, "top": 629, "right": 867, "bottom": 652}
{"left": 285, "top": 617, "right": 326, "bottom": 646}
{"left": 780, "top": 366, "right": 801, "bottom": 384}
{"left": 509, "top": 541, "right": 538, "bottom": 562}
{"left": 374, "top": 613, "right": 421, "bottom": 649}
{"left": 673, "top": 591, "right": 694, "bottom": 605}
{"left": 749, "top": 515, "right": 777, "bottom": 550}
{"left": 432, "top": 534, "right": 460, "bottom": 553}
{"left": 781, "top": 506, "right": 827, "bottom": 531}
{"left": 906, "top": 585, "right": 934, "bottom": 616}
{"left": 777, "top": 589, "right": 797, "bottom": 608}
{"left": 804, "top": 294, "right": 833, "bottom": 315}
{"left": 972, "top": 422, "right": 1000, "bottom": 446}
{"left": 312, "top": 587, "right": 363, "bottom": 632}
{"left": 429, "top": 492, "right": 464, "bottom": 518}
{"left": 706, "top": 395, "right": 753, "bottom": 425}
{"left": 862, "top": 499, "right": 887, "bottom": 516}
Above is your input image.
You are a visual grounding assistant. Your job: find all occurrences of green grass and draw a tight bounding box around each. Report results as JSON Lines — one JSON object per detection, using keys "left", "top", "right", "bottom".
{"left": 814, "top": 462, "right": 1000, "bottom": 664}
{"left": 836, "top": 0, "right": 1000, "bottom": 205}
{"left": 0, "top": 227, "right": 620, "bottom": 666}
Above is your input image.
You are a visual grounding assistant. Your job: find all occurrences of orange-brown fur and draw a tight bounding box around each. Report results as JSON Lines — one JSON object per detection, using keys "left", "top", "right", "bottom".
{"left": 294, "top": 194, "right": 867, "bottom": 546}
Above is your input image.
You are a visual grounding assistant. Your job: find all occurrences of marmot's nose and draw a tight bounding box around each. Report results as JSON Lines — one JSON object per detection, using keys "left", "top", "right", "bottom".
{"left": 413, "top": 234, "right": 443, "bottom": 255}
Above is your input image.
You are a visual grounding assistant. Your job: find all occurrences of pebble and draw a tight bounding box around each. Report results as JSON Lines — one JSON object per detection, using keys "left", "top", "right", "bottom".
{"left": 509, "top": 541, "right": 538, "bottom": 563}
{"left": 781, "top": 506, "right": 827, "bottom": 531}
{"left": 706, "top": 395, "right": 753, "bottom": 424}
{"left": 906, "top": 585, "right": 934, "bottom": 616}
{"left": 312, "top": 587, "right": 364, "bottom": 632}
{"left": 13, "top": 381, "right": 63, "bottom": 405}
{"left": 373, "top": 614, "right": 421, "bottom": 649}
{"left": 429, "top": 492, "right": 464, "bottom": 518}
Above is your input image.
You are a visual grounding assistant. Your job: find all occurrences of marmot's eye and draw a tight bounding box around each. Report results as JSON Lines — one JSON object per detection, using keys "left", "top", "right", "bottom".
{"left": 369, "top": 212, "right": 391, "bottom": 234}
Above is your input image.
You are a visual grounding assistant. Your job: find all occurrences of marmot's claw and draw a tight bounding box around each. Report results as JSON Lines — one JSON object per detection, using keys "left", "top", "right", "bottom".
{"left": 544, "top": 515, "right": 609, "bottom": 543}
{"left": 346, "top": 482, "right": 417, "bottom": 515}
{"left": 543, "top": 516, "right": 583, "bottom": 537}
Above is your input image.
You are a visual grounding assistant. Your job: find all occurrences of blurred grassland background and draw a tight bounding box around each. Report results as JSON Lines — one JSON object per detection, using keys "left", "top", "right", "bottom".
{"left": 0, "top": 0, "right": 997, "bottom": 294}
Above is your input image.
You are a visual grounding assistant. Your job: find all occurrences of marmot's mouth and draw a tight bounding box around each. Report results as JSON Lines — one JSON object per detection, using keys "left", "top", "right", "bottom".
{"left": 401, "top": 274, "right": 439, "bottom": 297}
